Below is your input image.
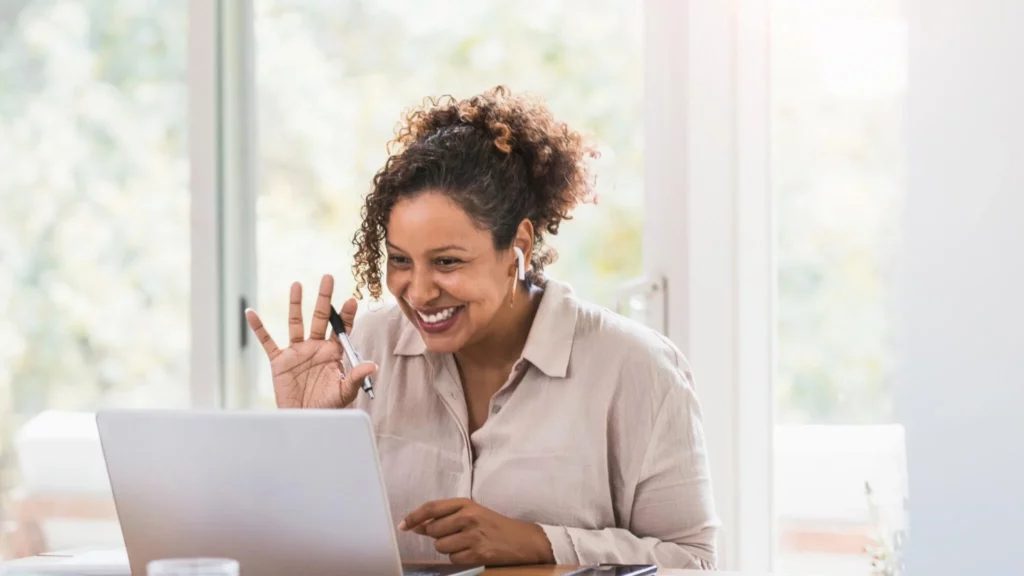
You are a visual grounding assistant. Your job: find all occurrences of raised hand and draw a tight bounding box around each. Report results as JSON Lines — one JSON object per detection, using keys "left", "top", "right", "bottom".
{"left": 245, "top": 274, "right": 376, "bottom": 409}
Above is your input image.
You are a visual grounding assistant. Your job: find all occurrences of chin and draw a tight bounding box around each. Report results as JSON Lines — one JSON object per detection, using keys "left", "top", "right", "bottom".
{"left": 421, "top": 334, "right": 466, "bottom": 354}
{"left": 417, "top": 320, "right": 470, "bottom": 353}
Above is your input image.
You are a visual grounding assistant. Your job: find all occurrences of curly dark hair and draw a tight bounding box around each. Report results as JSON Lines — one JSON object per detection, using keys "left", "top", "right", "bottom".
{"left": 351, "top": 85, "right": 599, "bottom": 299}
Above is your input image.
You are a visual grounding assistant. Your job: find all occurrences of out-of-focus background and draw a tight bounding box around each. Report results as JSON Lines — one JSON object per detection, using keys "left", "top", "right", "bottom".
{"left": 2, "top": 0, "right": 909, "bottom": 573}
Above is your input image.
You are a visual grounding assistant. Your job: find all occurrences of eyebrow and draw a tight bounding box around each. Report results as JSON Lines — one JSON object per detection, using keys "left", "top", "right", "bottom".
{"left": 385, "top": 241, "right": 469, "bottom": 254}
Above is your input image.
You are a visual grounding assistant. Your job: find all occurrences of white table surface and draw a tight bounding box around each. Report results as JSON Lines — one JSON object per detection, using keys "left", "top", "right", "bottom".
{"left": 0, "top": 553, "right": 783, "bottom": 576}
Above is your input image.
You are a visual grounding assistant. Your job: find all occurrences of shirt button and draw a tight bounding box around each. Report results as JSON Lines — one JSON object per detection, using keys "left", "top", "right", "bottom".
{"left": 491, "top": 404, "right": 502, "bottom": 414}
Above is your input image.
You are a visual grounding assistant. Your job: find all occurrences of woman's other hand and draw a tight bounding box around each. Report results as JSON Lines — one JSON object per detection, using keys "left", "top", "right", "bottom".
{"left": 245, "top": 274, "right": 376, "bottom": 409}
{"left": 399, "top": 498, "right": 555, "bottom": 566}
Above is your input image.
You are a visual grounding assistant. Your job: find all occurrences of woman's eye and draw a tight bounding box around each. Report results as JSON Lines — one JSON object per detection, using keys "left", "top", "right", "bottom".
{"left": 388, "top": 255, "right": 411, "bottom": 266}
{"left": 436, "top": 257, "right": 461, "bottom": 268}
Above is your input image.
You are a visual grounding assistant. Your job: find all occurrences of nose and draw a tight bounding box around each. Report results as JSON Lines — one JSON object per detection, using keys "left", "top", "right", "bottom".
{"left": 406, "top": 267, "right": 440, "bottom": 308}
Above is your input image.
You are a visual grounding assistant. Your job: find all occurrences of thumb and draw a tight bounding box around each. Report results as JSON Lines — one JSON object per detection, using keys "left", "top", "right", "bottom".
{"left": 340, "top": 361, "right": 378, "bottom": 406}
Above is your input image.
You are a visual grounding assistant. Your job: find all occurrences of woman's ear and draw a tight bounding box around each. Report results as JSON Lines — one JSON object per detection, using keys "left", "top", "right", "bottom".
{"left": 513, "top": 219, "right": 535, "bottom": 272}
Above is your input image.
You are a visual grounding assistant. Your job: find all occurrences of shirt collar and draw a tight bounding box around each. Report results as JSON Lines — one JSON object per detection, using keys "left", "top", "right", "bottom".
{"left": 393, "top": 312, "right": 427, "bottom": 356}
{"left": 392, "top": 278, "right": 578, "bottom": 378}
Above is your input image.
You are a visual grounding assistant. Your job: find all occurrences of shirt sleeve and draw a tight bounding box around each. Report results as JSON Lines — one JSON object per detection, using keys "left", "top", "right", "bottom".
{"left": 537, "top": 343, "right": 719, "bottom": 569}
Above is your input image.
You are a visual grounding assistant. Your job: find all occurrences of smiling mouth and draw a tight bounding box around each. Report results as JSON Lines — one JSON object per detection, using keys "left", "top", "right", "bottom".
{"left": 413, "top": 305, "right": 464, "bottom": 333}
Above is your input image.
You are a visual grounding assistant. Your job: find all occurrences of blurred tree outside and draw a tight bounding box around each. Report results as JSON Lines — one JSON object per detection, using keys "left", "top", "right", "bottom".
{"left": 0, "top": 0, "right": 191, "bottom": 501}
{"left": 772, "top": 0, "right": 905, "bottom": 425}
{"left": 0, "top": 0, "right": 904, "bottom": 510}
{"left": 0, "top": 0, "right": 647, "bottom": 497}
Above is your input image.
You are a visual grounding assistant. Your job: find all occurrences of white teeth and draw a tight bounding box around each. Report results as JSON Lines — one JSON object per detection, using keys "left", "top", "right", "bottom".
{"left": 416, "top": 307, "right": 458, "bottom": 324}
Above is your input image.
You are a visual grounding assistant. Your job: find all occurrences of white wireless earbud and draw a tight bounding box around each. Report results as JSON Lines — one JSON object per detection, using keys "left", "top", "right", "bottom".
{"left": 513, "top": 246, "right": 526, "bottom": 281}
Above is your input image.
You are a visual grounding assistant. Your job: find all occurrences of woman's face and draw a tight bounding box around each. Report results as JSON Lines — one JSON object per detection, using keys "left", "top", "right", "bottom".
{"left": 385, "top": 191, "right": 518, "bottom": 353}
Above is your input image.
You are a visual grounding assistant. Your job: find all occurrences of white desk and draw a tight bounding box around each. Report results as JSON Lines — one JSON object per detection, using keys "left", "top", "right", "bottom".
{"left": 1, "top": 553, "right": 781, "bottom": 576}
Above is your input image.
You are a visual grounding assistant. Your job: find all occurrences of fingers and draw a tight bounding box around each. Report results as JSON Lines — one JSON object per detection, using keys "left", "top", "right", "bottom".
{"left": 434, "top": 531, "right": 475, "bottom": 556}
{"left": 340, "top": 297, "right": 358, "bottom": 334}
{"left": 288, "top": 282, "right": 304, "bottom": 344}
{"left": 246, "top": 309, "right": 281, "bottom": 360}
{"left": 339, "top": 361, "right": 377, "bottom": 406}
{"left": 399, "top": 498, "right": 469, "bottom": 532}
{"left": 419, "top": 509, "right": 472, "bottom": 538}
{"left": 309, "top": 274, "right": 334, "bottom": 340}
{"left": 448, "top": 549, "right": 482, "bottom": 566}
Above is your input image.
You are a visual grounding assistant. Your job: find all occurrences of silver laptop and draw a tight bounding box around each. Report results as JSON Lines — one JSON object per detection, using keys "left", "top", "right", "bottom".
{"left": 96, "top": 409, "right": 483, "bottom": 576}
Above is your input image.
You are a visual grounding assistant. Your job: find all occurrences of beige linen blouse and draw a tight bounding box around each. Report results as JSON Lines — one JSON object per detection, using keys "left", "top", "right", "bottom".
{"left": 348, "top": 278, "right": 718, "bottom": 569}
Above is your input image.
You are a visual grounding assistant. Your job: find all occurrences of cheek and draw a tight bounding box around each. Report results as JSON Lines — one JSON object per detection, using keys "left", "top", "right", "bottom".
{"left": 385, "top": 268, "right": 408, "bottom": 295}
{"left": 436, "top": 269, "right": 507, "bottom": 307}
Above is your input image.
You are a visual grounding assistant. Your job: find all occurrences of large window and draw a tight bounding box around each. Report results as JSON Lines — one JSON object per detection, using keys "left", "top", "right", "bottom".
{"left": 0, "top": 0, "right": 647, "bottom": 556}
{"left": 253, "top": 0, "right": 644, "bottom": 405}
{"left": 0, "top": 1, "right": 915, "bottom": 570}
{"left": 0, "top": 0, "right": 189, "bottom": 557}
{"left": 772, "top": 0, "right": 908, "bottom": 574}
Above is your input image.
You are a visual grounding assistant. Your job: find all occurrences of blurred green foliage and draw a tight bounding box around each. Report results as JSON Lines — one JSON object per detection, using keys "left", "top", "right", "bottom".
{"left": 0, "top": 0, "right": 902, "bottom": 460}
{"left": 771, "top": 0, "right": 904, "bottom": 424}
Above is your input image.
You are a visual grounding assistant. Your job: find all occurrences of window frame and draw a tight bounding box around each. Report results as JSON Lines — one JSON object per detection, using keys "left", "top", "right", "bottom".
{"left": 189, "top": 0, "right": 259, "bottom": 410}
{"left": 644, "top": 0, "right": 774, "bottom": 570}
{"left": 188, "top": 0, "right": 224, "bottom": 409}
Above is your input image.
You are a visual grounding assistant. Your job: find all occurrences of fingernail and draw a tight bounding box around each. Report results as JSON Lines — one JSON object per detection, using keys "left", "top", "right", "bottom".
{"left": 397, "top": 520, "right": 407, "bottom": 531}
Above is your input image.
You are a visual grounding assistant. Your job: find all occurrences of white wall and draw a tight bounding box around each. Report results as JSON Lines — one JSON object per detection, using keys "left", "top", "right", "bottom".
{"left": 902, "top": 1, "right": 1024, "bottom": 574}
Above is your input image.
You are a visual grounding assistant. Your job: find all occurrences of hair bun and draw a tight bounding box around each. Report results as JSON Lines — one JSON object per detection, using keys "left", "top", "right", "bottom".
{"left": 394, "top": 87, "right": 598, "bottom": 214}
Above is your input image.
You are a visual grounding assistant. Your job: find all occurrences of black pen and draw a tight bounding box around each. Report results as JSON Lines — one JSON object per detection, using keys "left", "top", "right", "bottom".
{"left": 328, "top": 305, "right": 375, "bottom": 400}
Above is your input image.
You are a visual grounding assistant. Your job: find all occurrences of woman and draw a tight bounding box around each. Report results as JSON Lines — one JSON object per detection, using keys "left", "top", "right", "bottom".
{"left": 245, "top": 87, "right": 718, "bottom": 568}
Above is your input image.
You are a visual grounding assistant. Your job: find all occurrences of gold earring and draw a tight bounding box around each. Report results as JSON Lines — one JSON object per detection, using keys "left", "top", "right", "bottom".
{"left": 509, "top": 273, "right": 516, "bottom": 309}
